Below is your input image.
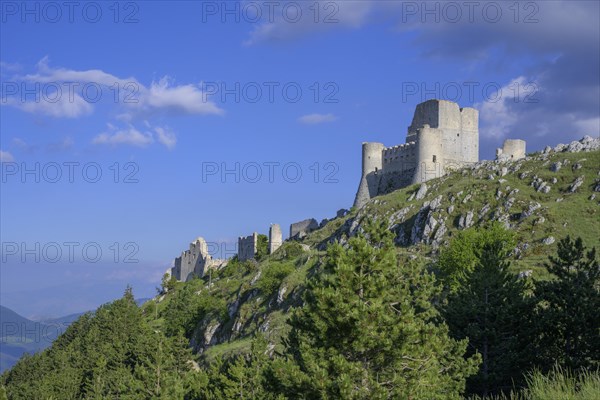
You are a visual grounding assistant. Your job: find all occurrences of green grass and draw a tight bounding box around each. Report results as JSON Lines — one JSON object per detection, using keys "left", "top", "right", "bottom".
{"left": 470, "top": 367, "right": 600, "bottom": 400}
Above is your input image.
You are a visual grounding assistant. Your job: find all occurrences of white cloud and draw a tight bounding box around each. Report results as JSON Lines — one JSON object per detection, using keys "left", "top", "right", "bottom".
{"left": 6, "top": 92, "right": 93, "bottom": 118}
{"left": 0, "top": 150, "right": 15, "bottom": 162}
{"left": 154, "top": 126, "right": 177, "bottom": 149}
{"left": 245, "top": 1, "right": 375, "bottom": 45}
{"left": 298, "top": 113, "right": 338, "bottom": 124}
{"left": 475, "top": 77, "right": 526, "bottom": 139}
{"left": 93, "top": 125, "right": 154, "bottom": 148}
{"left": 92, "top": 123, "right": 177, "bottom": 149}
{"left": 574, "top": 117, "right": 600, "bottom": 137}
{"left": 4, "top": 58, "right": 224, "bottom": 119}
{"left": 138, "top": 77, "right": 224, "bottom": 116}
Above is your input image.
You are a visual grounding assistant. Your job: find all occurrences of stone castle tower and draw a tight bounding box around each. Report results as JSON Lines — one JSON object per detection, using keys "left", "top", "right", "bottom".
{"left": 354, "top": 99, "right": 479, "bottom": 208}
{"left": 171, "top": 237, "right": 224, "bottom": 282}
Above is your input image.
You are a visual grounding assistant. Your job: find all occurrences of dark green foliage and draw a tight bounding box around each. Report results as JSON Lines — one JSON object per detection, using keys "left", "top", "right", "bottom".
{"left": 161, "top": 272, "right": 178, "bottom": 293}
{"left": 256, "top": 234, "right": 269, "bottom": 260}
{"left": 533, "top": 236, "right": 600, "bottom": 372}
{"left": 271, "top": 241, "right": 304, "bottom": 260}
{"left": 163, "top": 283, "right": 228, "bottom": 338}
{"left": 2, "top": 228, "right": 598, "bottom": 399}
{"left": 270, "top": 219, "right": 480, "bottom": 399}
{"left": 438, "top": 222, "right": 516, "bottom": 292}
{"left": 257, "top": 262, "right": 295, "bottom": 295}
{"left": 444, "top": 241, "right": 534, "bottom": 397}
{"left": 193, "top": 335, "right": 282, "bottom": 399}
{"left": 219, "top": 256, "right": 257, "bottom": 278}
{"left": 1, "top": 287, "right": 196, "bottom": 399}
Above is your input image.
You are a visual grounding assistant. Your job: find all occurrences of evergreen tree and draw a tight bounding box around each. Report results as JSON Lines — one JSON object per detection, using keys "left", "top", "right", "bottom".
{"left": 270, "top": 219, "right": 480, "bottom": 399}
{"left": 534, "top": 236, "right": 600, "bottom": 372}
{"left": 208, "top": 335, "right": 280, "bottom": 400}
{"left": 437, "top": 222, "right": 516, "bottom": 292}
{"left": 443, "top": 241, "right": 534, "bottom": 396}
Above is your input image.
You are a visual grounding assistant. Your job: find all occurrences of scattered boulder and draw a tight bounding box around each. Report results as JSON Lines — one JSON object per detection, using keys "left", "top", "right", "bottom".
{"left": 388, "top": 206, "right": 411, "bottom": 227}
{"left": 277, "top": 285, "right": 287, "bottom": 305}
{"left": 458, "top": 211, "right": 474, "bottom": 229}
{"left": 521, "top": 202, "right": 541, "bottom": 220}
{"left": 415, "top": 183, "right": 428, "bottom": 200}
{"left": 550, "top": 161, "right": 562, "bottom": 172}
{"left": 429, "top": 195, "right": 443, "bottom": 210}
{"left": 431, "top": 223, "right": 447, "bottom": 248}
{"left": 568, "top": 176, "right": 584, "bottom": 193}
{"left": 542, "top": 236, "right": 555, "bottom": 245}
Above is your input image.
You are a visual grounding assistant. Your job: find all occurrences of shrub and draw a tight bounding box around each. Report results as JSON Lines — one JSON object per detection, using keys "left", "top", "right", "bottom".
{"left": 257, "top": 262, "right": 295, "bottom": 295}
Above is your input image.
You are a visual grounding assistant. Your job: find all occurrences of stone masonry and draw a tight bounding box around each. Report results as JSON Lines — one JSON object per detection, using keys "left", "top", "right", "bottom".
{"left": 238, "top": 233, "right": 258, "bottom": 262}
{"left": 269, "top": 224, "right": 282, "bottom": 254}
{"left": 171, "top": 237, "right": 224, "bottom": 282}
{"left": 354, "top": 99, "right": 480, "bottom": 209}
{"left": 289, "top": 218, "right": 319, "bottom": 239}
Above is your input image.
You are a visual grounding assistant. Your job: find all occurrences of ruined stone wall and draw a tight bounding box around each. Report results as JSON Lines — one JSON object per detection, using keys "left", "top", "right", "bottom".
{"left": 238, "top": 233, "right": 258, "bottom": 261}
{"left": 269, "top": 224, "right": 282, "bottom": 254}
{"left": 290, "top": 218, "right": 318, "bottom": 239}
{"left": 497, "top": 139, "right": 526, "bottom": 161}
{"left": 171, "top": 237, "right": 214, "bottom": 282}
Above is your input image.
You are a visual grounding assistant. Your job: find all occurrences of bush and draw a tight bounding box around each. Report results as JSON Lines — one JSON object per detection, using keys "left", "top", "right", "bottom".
{"left": 256, "top": 234, "right": 269, "bottom": 260}
{"left": 271, "top": 242, "right": 304, "bottom": 261}
{"left": 257, "top": 262, "right": 295, "bottom": 295}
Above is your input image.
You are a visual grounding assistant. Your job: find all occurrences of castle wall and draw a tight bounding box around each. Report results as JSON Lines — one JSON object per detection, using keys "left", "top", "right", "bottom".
{"left": 269, "top": 224, "right": 282, "bottom": 253}
{"left": 497, "top": 139, "right": 526, "bottom": 161}
{"left": 238, "top": 233, "right": 258, "bottom": 261}
{"left": 171, "top": 237, "right": 212, "bottom": 282}
{"left": 414, "top": 126, "right": 444, "bottom": 184}
{"left": 353, "top": 99, "right": 480, "bottom": 209}
{"left": 290, "top": 218, "right": 318, "bottom": 239}
{"left": 382, "top": 142, "right": 417, "bottom": 173}
{"left": 362, "top": 142, "right": 384, "bottom": 174}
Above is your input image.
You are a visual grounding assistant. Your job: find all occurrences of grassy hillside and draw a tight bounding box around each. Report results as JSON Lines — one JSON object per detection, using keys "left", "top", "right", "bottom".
{"left": 142, "top": 148, "right": 600, "bottom": 363}
{"left": 2, "top": 144, "right": 598, "bottom": 399}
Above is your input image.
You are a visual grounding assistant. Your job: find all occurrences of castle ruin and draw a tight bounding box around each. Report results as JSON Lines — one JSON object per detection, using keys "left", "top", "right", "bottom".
{"left": 269, "top": 224, "right": 282, "bottom": 253}
{"left": 289, "top": 218, "right": 319, "bottom": 239}
{"left": 496, "top": 139, "right": 526, "bottom": 161}
{"left": 238, "top": 233, "right": 258, "bottom": 262}
{"left": 171, "top": 99, "right": 528, "bottom": 282}
{"left": 171, "top": 237, "right": 225, "bottom": 282}
{"left": 354, "top": 99, "right": 479, "bottom": 209}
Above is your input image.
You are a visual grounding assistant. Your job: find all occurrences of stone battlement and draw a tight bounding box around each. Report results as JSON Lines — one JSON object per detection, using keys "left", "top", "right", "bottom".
{"left": 354, "top": 99, "right": 479, "bottom": 209}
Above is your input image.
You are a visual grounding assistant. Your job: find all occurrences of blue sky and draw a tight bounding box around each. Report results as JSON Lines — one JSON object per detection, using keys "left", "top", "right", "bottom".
{"left": 1, "top": 1, "right": 598, "bottom": 318}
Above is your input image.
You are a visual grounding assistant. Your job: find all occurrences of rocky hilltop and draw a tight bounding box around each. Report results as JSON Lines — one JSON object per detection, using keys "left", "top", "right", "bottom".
{"left": 149, "top": 136, "right": 600, "bottom": 361}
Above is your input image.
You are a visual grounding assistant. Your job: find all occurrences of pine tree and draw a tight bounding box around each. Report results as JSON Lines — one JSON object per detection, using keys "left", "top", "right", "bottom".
{"left": 437, "top": 222, "right": 516, "bottom": 292}
{"left": 443, "top": 241, "right": 533, "bottom": 396}
{"left": 534, "top": 236, "right": 600, "bottom": 372}
{"left": 0, "top": 385, "right": 8, "bottom": 400}
{"left": 271, "top": 219, "right": 480, "bottom": 399}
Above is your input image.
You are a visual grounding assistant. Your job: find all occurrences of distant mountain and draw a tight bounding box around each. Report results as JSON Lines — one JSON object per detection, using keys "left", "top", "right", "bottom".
{"left": 0, "top": 306, "right": 52, "bottom": 373}
{"left": 1, "top": 298, "right": 151, "bottom": 373}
